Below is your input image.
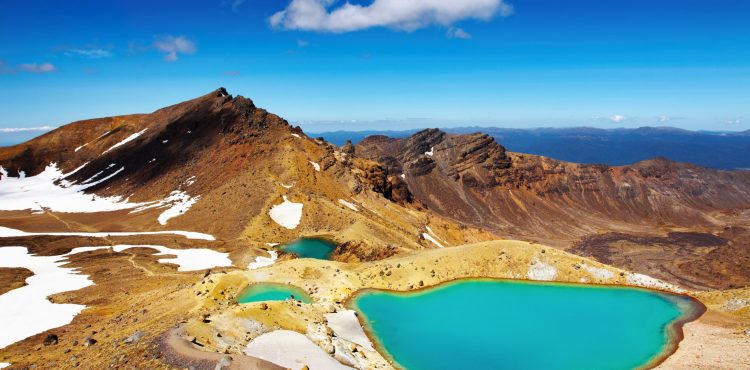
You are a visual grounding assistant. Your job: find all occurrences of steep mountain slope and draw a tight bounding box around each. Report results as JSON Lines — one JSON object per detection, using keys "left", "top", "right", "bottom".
{"left": 0, "top": 89, "right": 492, "bottom": 253}
{"left": 0, "top": 89, "right": 498, "bottom": 368}
{"left": 355, "top": 129, "right": 750, "bottom": 289}
{"left": 314, "top": 126, "right": 750, "bottom": 170}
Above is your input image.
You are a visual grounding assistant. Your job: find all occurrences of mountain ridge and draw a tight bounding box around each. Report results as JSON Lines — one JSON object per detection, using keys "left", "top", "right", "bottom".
{"left": 356, "top": 128, "right": 750, "bottom": 289}
{"left": 314, "top": 126, "right": 750, "bottom": 170}
{"left": 2, "top": 89, "right": 750, "bottom": 290}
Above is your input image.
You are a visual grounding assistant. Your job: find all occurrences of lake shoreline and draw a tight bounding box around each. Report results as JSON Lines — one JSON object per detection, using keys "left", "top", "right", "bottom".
{"left": 346, "top": 277, "right": 707, "bottom": 370}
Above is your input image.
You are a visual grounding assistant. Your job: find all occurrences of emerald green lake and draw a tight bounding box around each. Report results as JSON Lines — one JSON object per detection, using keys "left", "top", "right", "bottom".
{"left": 351, "top": 279, "right": 701, "bottom": 370}
{"left": 237, "top": 283, "right": 312, "bottom": 304}
{"left": 281, "top": 237, "right": 337, "bottom": 260}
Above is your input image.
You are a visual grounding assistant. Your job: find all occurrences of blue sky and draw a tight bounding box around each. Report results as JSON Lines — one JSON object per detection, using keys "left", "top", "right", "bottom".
{"left": 1, "top": 0, "right": 748, "bottom": 134}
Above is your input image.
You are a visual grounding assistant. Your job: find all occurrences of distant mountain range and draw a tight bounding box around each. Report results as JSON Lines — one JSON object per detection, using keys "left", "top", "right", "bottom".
{"left": 312, "top": 127, "right": 750, "bottom": 170}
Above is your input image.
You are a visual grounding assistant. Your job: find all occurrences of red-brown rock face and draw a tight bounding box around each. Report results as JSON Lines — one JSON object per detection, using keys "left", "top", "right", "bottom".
{"left": 356, "top": 129, "right": 750, "bottom": 242}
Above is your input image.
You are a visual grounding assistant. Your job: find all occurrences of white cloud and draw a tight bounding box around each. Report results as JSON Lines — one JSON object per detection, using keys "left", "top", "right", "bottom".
{"left": 656, "top": 115, "right": 672, "bottom": 123}
{"left": 446, "top": 26, "right": 471, "bottom": 39}
{"left": 0, "top": 126, "right": 55, "bottom": 133}
{"left": 153, "top": 35, "right": 196, "bottom": 62}
{"left": 608, "top": 115, "right": 628, "bottom": 123}
{"left": 592, "top": 115, "right": 635, "bottom": 124}
{"left": 17, "top": 63, "right": 56, "bottom": 73}
{"left": 725, "top": 117, "right": 742, "bottom": 125}
{"left": 66, "top": 48, "right": 112, "bottom": 58}
{"left": 270, "top": 0, "right": 513, "bottom": 33}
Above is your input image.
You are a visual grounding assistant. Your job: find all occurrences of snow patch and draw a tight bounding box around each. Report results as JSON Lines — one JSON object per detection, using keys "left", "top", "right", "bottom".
{"left": 422, "top": 233, "right": 445, "bottom": 248}
{"left": 0, "top": 242, "right": 230, "bottom": 351}
{"left": 244, "top": 330, "right": 354, "bottom": 370}
{"left": 338, "top": 199, "right": 358, "bottom": 212}
{"left": 74, "top": 143, "right": 87, "bottom": 152}
{"left": 249, "top": 250, "right": 278, "bottom": 270}
{"left": 281, "top": 183, "right": 293, "bottom": 189}
{"left": 324, "top": 310, "right": 374, "bottom": 351}
{"left": 110, "top": 245, "right": 231, "bottom": 271}
{"left": 309, "top": 161, "right": 321, "bottom": 172}
{"left": 425, "top": 226, "right": 446, "bottom": 242}
{"left": 291, "top": 133, "right": 301, "bottom": 138}
{"left": 527, "top": 257, "right": 557, "bottom": 281}
{"left": 400, "top": 173, "right": 406, "bottom": 179}
{"left": 0, "top": 226, "right": 215, "bottom": 241}
{"left": 156, "top": 191, "right": 201, "bottom": 225}
{"left": 102, "top": 128, "right": 147, "bottom": 154}
{"left": 425, "top": 147, "right": 434, "bottom": 156}
{"left": 0, "top": 246, "right": 109, "bottom": 349}
{"left": 0, "top": 163, "right": 144, "bottom": 213}
{"left": 422, "top": 226, "right": 447, "bottom": 248}
{"left": 269, "top": 196, "right": 303, "bottom": 229}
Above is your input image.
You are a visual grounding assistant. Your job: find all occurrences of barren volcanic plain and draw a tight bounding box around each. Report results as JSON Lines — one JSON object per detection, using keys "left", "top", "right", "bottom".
{"left": 1, "top": 89, "right": 748, "bottom": 369}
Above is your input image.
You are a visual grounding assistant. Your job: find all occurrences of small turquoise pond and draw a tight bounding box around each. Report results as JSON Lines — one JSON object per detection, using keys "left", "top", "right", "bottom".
{"left": 351, "top": 279, "right": 701, "bottom": 370}
{"left": 281, "top": 237, "right": 337, "bottom": 260}
{"left": 237, "top": 283, "right": 312, "bottom": 304}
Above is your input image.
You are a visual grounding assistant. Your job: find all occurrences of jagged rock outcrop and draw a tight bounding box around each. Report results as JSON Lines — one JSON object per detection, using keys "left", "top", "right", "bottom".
{"left": 357, "top": 129, "right": 750, "bottom": 241}
{"left": 356, "top": 128, "right": 750, "bottom": 289}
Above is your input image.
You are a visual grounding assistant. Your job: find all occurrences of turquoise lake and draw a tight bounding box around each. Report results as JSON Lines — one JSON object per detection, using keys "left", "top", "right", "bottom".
{"left": 281, "top": 237, "right": 337, "bottom": 260}
{"left": 237, "top": 283, "right": 312, "bottom": 304}
{"left": 351, "top": 279, "right": 700, "bottom": 370}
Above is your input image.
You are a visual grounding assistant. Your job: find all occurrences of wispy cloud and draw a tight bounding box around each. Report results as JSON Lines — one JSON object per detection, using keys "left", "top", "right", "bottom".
{"left": 153, "top": 35, "right": 196, "bottom": 62}
{"left": 592, "top": 115, "right": 635, "bottom": 124}
{"left": 270, "top": 0, "right": 513, "bottom": 33}
{"left": 222, "top": 0, "right": 246, "bottom": 12}
{"left": 65, "top": 48, "right": 113, "bottom": 58}
{"left": 725, "top": 117, "right": 742, "bottom": 125}
{"left": 446, "top": 27, "right": 472, "bottom": 39}
{"left": 17, "top": 63, "right": 56, "bottom": 73}
{"left": 0, "top": 126, "right": 55, "bottom": 133}
{"left": 656, "top": 115, "right": 672, "bottom": 123}
{"left": 296, "top": 39, "right": 310, "bottom": 47}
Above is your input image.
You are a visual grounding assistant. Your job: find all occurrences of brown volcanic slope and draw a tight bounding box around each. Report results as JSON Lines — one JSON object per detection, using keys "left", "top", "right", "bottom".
{"left": 0, "top": 89, "right": 492, "bottom": 251}
{"left": 355, "top": 129, "right": 750, "bottom": 290}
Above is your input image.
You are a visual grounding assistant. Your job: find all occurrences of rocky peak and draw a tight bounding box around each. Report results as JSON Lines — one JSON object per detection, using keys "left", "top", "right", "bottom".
{"left": 340, "top": 140, "right": 355, "bottom": 154}
{"left": 386, "top": 129, "right": 513, "bottom": 183}
{"left": 400, "top": 129, "right": 446, "bottom": 161}
{"left": 444, "top": 132, "right": 512, "bottom": 172}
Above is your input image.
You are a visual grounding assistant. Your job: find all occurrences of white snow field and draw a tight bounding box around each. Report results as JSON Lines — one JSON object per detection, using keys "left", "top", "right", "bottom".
{"left": 268, "top": 195, "right": 303, "bottom": 229}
